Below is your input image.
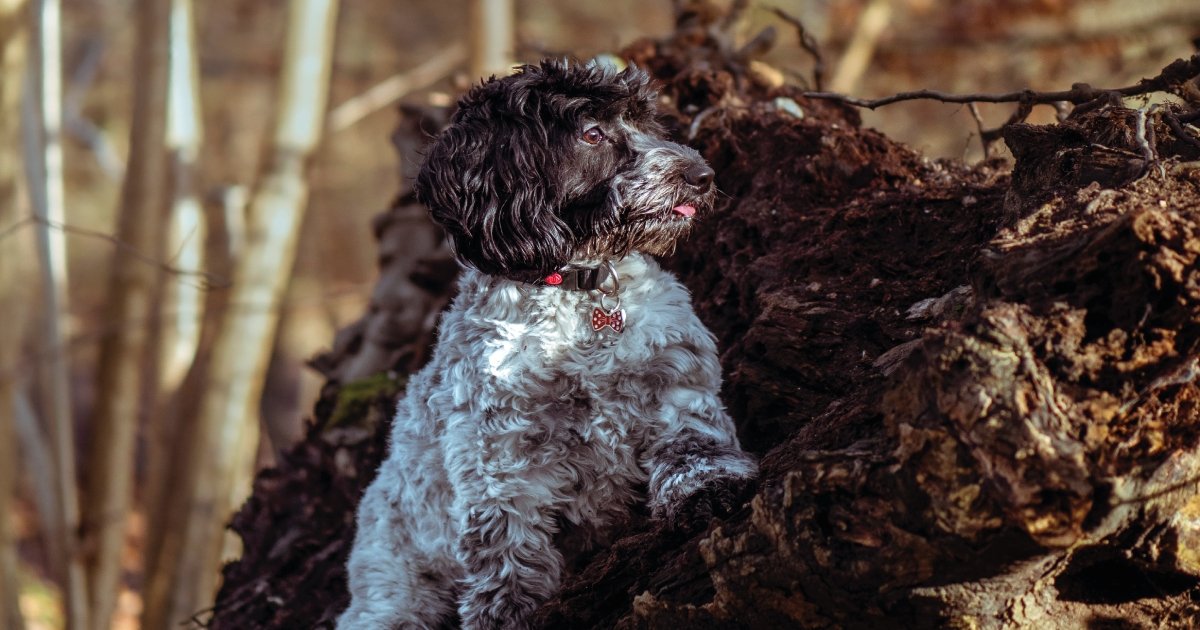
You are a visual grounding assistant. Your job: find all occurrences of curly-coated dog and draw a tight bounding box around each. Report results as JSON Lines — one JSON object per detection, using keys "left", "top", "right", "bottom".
{"left": 338, "top": 60, "right": 757, "bottom": 630}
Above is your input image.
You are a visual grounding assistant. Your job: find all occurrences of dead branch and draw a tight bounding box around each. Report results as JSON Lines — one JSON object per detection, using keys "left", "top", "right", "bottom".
{"left": 327, "top": 43, "right": 466, "bottom": 132}
{"left": 770, "top": 7, "right": 824, "bottom": 91}
{"left": 967, "top": 103, "right": 990, "bottom": 157}
{"left": 802, "top": 53, "right": 1200, "bottom": 111}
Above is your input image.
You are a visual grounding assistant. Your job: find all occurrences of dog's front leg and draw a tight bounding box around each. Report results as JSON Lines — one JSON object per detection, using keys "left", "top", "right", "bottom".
{"left": 447, "top": 431, "right": 563, "bottom": 630}
{"left": 454, "top": 496, "right": 562, "bottom": 629}
{"left": 643, "top": 388, "right": 758, "bottom": 532}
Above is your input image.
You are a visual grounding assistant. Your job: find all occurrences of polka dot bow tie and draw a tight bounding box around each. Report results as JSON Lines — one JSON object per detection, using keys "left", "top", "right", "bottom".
{"left": 591, "top": 307, "right": 625, "bottom": 333}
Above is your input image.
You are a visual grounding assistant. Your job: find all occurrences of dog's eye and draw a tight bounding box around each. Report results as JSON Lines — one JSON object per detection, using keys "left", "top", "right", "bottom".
{"left": 581, "top": 126, "right": 606, "bottom": 145}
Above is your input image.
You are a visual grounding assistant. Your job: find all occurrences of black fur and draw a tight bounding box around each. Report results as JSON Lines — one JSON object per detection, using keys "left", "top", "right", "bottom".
{"left": 414, "top": 60, "right": 714, "bottom": 282}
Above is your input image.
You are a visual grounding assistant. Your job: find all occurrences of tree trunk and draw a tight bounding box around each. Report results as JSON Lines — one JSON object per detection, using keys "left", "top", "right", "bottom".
{"left": 827, "top": 0, "right": 892, "bottom": 93}
{"left": 468, "top": 0, "right": 514, "bottom": 79}
{"left": 80, "top": 0, "right": 171, "bottom": 627}
{"left": 0, "top": 2, "right": 31, "bottom": 629}
{"left": 141, "top": 0, "right": 205, "bottom": 605}
{"left": 26, "top": 1, "right": 87, "bottom": 626}
{"left": 158, "top": 0, "right": 205, "bottom": 414}
{"left": 141, "top": 1, "right": 340, "bottom": 626}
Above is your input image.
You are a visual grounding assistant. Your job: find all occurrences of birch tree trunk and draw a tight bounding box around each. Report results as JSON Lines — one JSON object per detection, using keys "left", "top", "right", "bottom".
{"left": 0, "top": 3, "right": 30, "bottom": 628}
{"left": 469, "top": 0, "right": 514, "bottom": 79}
{"left": 141, "top": 1, "right": 340, "bottom": 626}
{"left": 26, "top": 1, "right": 87, "bottom": 627}
{"left": 80, "top": 0, "right": 171, "bottom": 627}
{"left": 159, "top": 0, "right": 204, "bottom": 406}
{"left": 141, "top": 0, "right": 204, "bottom": 593}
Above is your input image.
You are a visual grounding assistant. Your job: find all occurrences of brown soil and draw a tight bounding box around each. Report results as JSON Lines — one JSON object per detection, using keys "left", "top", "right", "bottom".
{"left": 209, "top": 16, "right": 1200, "bottom": 630}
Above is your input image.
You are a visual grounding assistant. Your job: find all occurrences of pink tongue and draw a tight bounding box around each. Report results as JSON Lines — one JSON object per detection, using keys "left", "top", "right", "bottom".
{"left": 672, "top": 204, "right": 696, "bottom": 217}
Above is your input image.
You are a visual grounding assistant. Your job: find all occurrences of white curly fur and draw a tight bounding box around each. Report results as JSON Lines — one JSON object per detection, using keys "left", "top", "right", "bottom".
{"left": 338, "top": 253, "right": 756, "bottom": 630}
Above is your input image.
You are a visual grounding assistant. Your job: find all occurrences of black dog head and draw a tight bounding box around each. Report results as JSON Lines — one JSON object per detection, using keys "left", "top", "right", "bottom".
{"left": 415, "top": 60, "right": 716, "bottom": 282}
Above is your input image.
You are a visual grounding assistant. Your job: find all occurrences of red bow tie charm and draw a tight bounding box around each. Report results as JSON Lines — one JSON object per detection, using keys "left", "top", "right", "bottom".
{"left": 591, "top": 306, "right": 625, "bottom": 333}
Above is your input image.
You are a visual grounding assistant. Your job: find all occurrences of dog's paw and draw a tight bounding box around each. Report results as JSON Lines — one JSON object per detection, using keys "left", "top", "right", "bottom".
{"left": 661, "top": 475, "right": 755, "bottom": 534}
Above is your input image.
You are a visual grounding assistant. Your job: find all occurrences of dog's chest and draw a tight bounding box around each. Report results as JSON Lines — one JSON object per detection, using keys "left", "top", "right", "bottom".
{"left": 446, "top": 258, "right": 705, "bottom": 519}
{"left": 475, "top": 301, "right": 665, "bottom": 518}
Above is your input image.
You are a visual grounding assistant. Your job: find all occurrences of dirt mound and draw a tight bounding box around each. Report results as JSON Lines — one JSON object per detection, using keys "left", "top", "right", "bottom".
{"left": 210, "top": 18, "right": 1200, "bottom": 630}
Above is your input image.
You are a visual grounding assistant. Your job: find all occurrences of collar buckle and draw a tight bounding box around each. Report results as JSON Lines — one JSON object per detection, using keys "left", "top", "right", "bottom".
{"left": 541, "top": 259, "right": 620, "bottom": 293}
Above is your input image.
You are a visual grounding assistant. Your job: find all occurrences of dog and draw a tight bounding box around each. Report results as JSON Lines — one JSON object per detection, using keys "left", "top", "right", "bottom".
{"left": 337, "top": 60, "right": 757, "bottom": 630}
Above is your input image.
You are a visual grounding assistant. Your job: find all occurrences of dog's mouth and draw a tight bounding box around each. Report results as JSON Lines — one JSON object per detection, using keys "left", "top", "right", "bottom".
{"left": 573, "top": 200, "right": 707, "bottom": 259}
{"left": 671, "top": 203, "right": 697, "bottom": 218}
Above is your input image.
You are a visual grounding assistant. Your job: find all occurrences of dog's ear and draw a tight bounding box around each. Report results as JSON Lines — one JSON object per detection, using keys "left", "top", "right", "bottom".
{"left": 415, "top": 97, "right": 576, "bottom": 281}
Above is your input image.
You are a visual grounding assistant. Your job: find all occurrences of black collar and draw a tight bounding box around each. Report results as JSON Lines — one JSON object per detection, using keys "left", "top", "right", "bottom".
{"left": 536, "top": 261, "right": 618, "bottom": 292}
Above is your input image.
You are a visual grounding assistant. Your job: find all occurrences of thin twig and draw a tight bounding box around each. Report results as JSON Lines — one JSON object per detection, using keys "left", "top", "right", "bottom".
{"left": 805, "top": 86, "right": 1055, "bottom": 110}
{"left": 0, "top": 214, "right": 228, "bottom": 288}
{"left": 967, "top": 103, "right": 989, "bottom": 158}
{"left": 802, "top": 54, "right": 1200, "bottom": 110}
{"left": 770, "top": 7, "right": 824, "bottom": 91}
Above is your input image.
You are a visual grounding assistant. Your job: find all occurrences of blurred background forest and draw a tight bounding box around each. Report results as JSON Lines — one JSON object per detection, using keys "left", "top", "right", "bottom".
{"left": 1, "top": 0, "right": 1198, "bottom": 628}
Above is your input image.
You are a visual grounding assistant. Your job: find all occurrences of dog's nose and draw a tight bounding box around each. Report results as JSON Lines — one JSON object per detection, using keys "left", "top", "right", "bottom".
{"left": 683, "top": 164, "right": 715, "bottom": 189}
